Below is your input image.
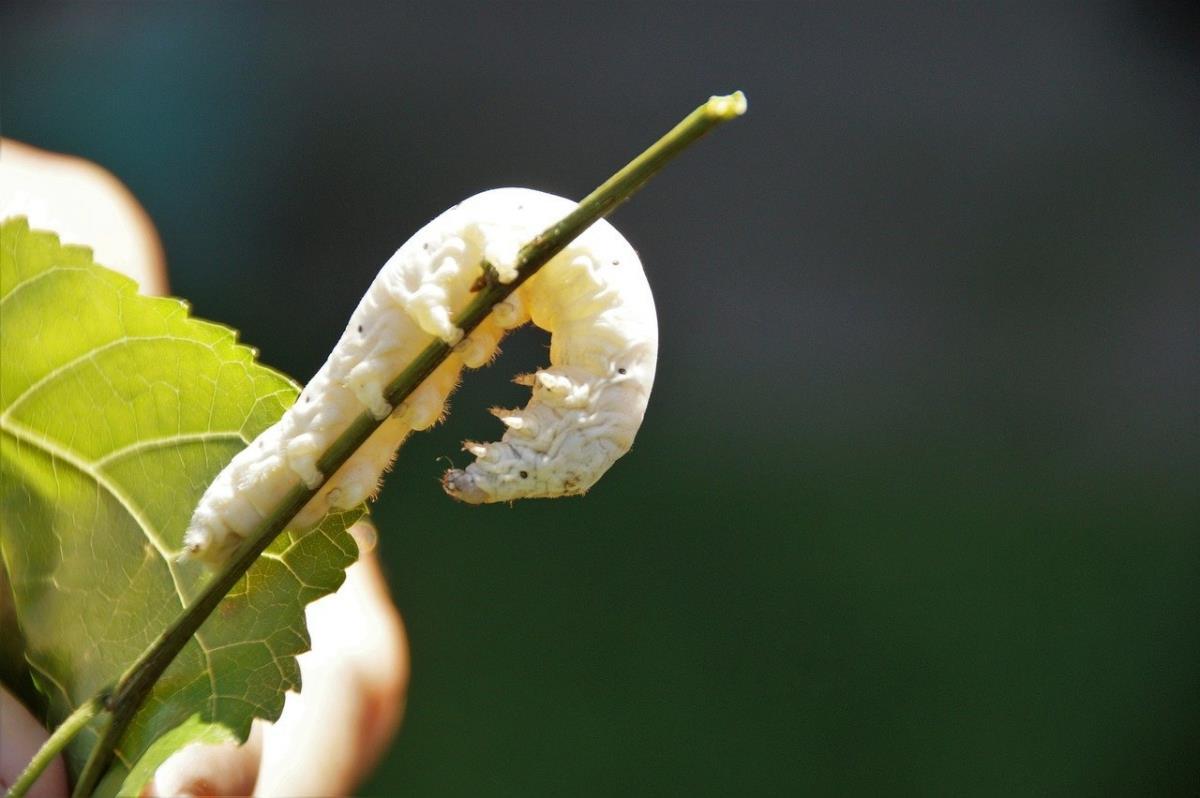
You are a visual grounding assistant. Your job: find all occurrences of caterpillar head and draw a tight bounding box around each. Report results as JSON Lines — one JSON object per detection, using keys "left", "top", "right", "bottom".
{"left": 441, "top": 463, "right": 588, "bottom": 504}
{"left": 440, "top": 465, "right": 500, "bottom": 504}
{"left": 440, "top": 441, "right": 555, "bottom": 504}
{"left": 441, "top": 433, "right": 617, "bottom": 504}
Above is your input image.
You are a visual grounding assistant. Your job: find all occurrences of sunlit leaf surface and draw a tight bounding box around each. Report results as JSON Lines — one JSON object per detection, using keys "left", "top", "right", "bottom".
{"left": 0, "top": 218, "right": 359, "bottom": 794}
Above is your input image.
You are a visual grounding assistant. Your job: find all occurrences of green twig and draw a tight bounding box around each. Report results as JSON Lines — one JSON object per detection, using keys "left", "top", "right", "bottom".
{"left": 54, "top": 90, "right": 747, "bottom": 798}
{"left": 4, "top": 695, "right": 106, "bottom": 798}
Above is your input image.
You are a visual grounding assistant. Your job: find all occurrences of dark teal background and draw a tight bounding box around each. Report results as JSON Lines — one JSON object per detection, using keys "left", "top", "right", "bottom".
{"left": 3, "top": 2, "right": 1198, "bottom": 794}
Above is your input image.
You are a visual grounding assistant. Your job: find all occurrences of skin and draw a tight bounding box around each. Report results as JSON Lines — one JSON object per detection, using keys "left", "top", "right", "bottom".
{"left": 0, "top": 140, "right": 408, "bottom": 797}
{"left": 0, "top": 690, "right": 69, "bottom": 798}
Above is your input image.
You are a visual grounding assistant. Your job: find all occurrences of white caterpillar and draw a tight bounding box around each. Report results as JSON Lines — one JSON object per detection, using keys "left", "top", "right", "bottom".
{"left": 183, "top": 188, "right": 657, "bottom": 566}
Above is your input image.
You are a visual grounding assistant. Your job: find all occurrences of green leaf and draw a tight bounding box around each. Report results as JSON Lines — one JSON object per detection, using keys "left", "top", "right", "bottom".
{"left": 0, "top": 217, "right": 360, "bottom": 794}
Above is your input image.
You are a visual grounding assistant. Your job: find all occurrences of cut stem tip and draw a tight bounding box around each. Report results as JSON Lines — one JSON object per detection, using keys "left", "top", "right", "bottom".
{"left": 706, "top": 91, "right": 748, "bottom": 119}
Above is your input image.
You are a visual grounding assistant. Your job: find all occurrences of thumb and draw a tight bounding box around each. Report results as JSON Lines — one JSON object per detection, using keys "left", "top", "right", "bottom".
{"left": 0, "top": 688, "right": 68, "bottom": 798}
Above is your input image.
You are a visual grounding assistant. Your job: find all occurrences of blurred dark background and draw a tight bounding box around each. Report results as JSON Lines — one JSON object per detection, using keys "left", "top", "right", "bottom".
{"left": 3, "top": 1, "right": 1197, "bottom": 794}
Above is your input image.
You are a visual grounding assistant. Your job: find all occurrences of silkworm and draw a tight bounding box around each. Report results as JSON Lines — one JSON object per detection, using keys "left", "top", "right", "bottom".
{"left": 183, "top": 188, "right": 657, "bottom": 566}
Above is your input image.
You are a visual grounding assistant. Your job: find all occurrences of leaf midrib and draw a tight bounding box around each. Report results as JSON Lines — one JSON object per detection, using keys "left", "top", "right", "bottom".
{"left": 0, "top": 419, "right": 186, "bottom": 595}
{"left": 0, "top": 417, "right": 223, "bottom": 722}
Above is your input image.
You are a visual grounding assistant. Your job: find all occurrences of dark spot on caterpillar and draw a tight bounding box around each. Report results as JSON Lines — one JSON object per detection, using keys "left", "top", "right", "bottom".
{"left": 612, "top": 259, "right": 619, "bottom": 266}
{"left": 618, "top": 368, "right": 627, "bottom": 375}
{"left": 520, "top": 471, "right": 529, "bottom": 479}
{"left": 357, "top": 325, "right": 363, "bottom": 334}
{"left": 423, "top": 242, "right": 431, "bottom": 251}
{"left": 470, "top": 261, "right": 497, "bottom": 292}
{"left": 517, "top": 204, "right": 524, "bottom": 211}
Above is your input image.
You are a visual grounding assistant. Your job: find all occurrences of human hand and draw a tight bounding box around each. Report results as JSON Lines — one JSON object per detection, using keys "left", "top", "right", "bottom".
{"left": 0, "top": 140, "right": 408, "bottom": 797}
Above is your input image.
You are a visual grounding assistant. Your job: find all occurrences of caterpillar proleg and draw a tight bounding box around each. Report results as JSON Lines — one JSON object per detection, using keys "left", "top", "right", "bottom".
{"left": 183, "top": 188, "right": 657, "bottom": 566}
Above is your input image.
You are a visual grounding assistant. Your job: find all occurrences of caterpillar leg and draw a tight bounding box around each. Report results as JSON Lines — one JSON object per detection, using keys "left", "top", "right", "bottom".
{"left": 285, "top": 433, "right": 325, "bottom": 489}
{"left": 330, "top": 417, "right": 408, "bottom": 507}
{"left": 345, "top": 360, "right": 394, "bottom": 420}
{"left": 533, "top": 366, "right": 592, "bottom": 408}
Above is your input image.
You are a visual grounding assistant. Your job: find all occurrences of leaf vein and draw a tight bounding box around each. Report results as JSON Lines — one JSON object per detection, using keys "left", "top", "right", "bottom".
{"left": 94, "top": 431, "right": 248, "bottom": 467}
{"left": 0, "top": 420, "right": 187, "bottom": 604}
{"left": 1, "top": 335, "right": 207, "bottom": 424}
{"left": 0, "top": 264, "right": 93, "bottom": 306}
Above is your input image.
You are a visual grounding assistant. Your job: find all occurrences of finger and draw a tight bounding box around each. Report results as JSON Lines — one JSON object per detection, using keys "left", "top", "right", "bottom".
{"left": 254, "top": 521, "right": 408, "bottom": 796}
{"left": 0, "top": 687, "right": 68, "bottom": 798}
{"left": 144, "top": 724, "right": 262, "bottom": 798}
{"left": 0, "top": 138, "right": 167, "bottom": 295}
